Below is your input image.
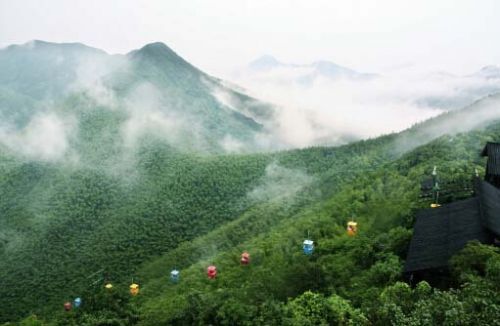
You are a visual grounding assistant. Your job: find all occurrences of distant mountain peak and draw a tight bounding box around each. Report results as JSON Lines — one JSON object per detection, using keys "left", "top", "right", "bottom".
{"left": 479, "top": 65, "right": 500, "bottom": 71}
{"left": 27, "top": 39, "right": 50, "bottom": 47}
{"left": 475, "top": 65, "right": 500, "bottom": 79}
{"left": 249, "top": 55, "right": 282, "bottom": 71}
{"left": 311, "top": 60, "right": 355, "bottom": 74}
{"left": 29, "top": 40, "right": 94, "bottom": 50}
{"left": 3, "top": 40, "right": 107, "bottom": 55}
{"left": 133, "top": 42, "right": 178, "bottom": 57}
{"left": 311, "top": 60, "right": 341, "bottom": 67}
{"left": 139, "top": 42, "right": 176, "bottom": 53}
{"left": 128, "top": 41, "right": 190, "bottom": 67}
{"left": 246, "top": 55, "right": 377, "bottom": 82}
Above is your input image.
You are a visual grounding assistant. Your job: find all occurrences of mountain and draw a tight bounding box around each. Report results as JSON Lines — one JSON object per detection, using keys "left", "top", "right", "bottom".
{"left": 472, "top": 65, "right": 500, "bottom": 79}
{"left": 242, "top": 57, "right": 500, "bottom": 117}
{"left": 0, "top": 40, "right": 108, "bottom": 127}
{"left": 248, "top": 55, "right": 282, "bottom": 71}
{"left": 136, "top": 121, "right": 500, "bottom": 326}
{"left": 0, "top": 40, "right": 279, "bottom": 155}
{"left": 0, "top": 40, "right": 107, "bottom": 100}
{"left": 1, "top": 86, "right": 500, "bottom": 323}
{"left": 413, "top": 66, "right": 500, "bottom": 110}
{"left": 1, "top": 41, "right": 500, "bottom": 324}
{"left": 247, "top": 55, "right": 377, "bottom": 84}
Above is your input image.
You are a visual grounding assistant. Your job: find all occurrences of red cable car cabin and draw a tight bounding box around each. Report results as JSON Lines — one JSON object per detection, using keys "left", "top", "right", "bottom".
{"left": 64, "top": 302, "right": 72, "bottom": 311}
{"left": 240, "top": 252, "right": 250, "bottom": 265}
{"left": 207, "top": 265, "right": 217, "bottom": 279}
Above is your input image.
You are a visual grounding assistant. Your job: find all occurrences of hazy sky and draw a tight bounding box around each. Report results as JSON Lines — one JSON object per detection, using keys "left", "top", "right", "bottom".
{"left": 1, "top": 0, "right": 499, "bottom": 77}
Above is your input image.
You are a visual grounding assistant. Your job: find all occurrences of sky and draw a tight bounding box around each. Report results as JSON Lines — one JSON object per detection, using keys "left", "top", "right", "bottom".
{"left": 1, "top": 0, "right": 500, "bottom": 78}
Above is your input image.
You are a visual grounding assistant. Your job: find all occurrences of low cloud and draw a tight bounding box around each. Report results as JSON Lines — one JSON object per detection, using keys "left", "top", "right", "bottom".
{"left": 230, "top": 64, "right": 500, "bottom": 148}
{"left": 392, "top": 93, "right": 500, "bottom": 155}
{"left": 69, "top": 52, "right": 129, "bottom": 108}
{"left": 248, "top": 162, "right": 313, "bottom": 202}
{"left": 4, "top": 42, "right": 500, "bottom": 164}
{"left": 219, "top": 135, "right": 245, "bottom": 153}
{"left": 0, "top": 113, "right": 75, "bottom": 161}
{"left": 121, "top": 82, "right": 210, "bottom": 152}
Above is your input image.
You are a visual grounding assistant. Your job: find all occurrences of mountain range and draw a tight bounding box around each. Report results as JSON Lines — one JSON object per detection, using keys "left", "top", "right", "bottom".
{"left": 247, "top": 55, "right": 378, "bottom": 84}
{"left": 0, "top": 40, "right": 279, "bottom": 158}
{"left": 239, "top": 55, "right": 500, "bottom": 113}
{"left": 248, "top": 54, "right": 500, "bottom": 83}
{"left": 0, "top": 41, "right": 500, "bottom": 325}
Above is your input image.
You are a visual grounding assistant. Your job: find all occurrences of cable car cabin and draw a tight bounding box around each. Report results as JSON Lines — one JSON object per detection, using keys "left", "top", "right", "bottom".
{"left": 73, "top": 297, "right": 82, "bottom": 308}
{"left": 129, "top": 283, "right": 139, "bottom": 296}
{"left": 303, "top": 239, "right": 314, "bottom": 255}
{"left": 64, "top": 302, "right": 72, "bottom": 311}
{"left": 347, "top": 221, "right": 358, "bottom": 236}
{"left": 207, "top": 265, "right": 217, "bottom": 279}
{"left": 430, "top": 203, "right": 441, "bottom": 208}
{"left": 170, "top": 269, "right": 180, "bottom": 283}
{"left": 241, "top": 252, "right": 250, "bottom": 265}
{"left": 105, "top": 283, "right": 113, "bottom": 290}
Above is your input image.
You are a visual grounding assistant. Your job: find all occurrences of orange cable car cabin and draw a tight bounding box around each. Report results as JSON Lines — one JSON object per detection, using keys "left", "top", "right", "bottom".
{"left": 129, "top": 283, "right": 139, "bottom": 296}
{"left": 347, "top": 221, "right": 358, "bottom": 236}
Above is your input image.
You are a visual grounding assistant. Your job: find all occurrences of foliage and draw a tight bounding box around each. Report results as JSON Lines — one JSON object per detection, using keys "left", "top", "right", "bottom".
{"left": 2, "top": 106, "right": 500, "bottom": 324}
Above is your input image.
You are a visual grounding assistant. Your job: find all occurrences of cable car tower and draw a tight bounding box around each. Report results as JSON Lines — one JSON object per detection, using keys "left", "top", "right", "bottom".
{"left": 431, "top": 166, "right": 441, "bottom": 208}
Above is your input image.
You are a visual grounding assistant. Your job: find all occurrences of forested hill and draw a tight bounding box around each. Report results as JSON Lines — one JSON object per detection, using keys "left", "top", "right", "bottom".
{"left": 0, "top": 40, "right": 277, "bottom": 155}
{"left": 1, "top": 41, "right": 500, "bottom": 325}
{"left": 0, "top": 129, "right": 395, "bottom": 321}
{"left": 132, "top": 116, "right": 500, "bottom": 326}
{"left": 1, "top": 93, "right": 500, "bottom": 324}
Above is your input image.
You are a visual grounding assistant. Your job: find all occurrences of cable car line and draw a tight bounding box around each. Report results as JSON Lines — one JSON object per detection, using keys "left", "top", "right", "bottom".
{"left": 57, "top": 163, "right": 480, "bottom": 312}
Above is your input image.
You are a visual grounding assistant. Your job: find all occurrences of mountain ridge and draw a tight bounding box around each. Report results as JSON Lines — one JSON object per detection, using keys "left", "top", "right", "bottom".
{"left": 0, "top": 40, "right": 279, "bottom": 154}
{"left": 0, "top": 41, "right": 500, "bottom": 323}
{"left": 248, "top": 55, "right": 378, "bottom": 81}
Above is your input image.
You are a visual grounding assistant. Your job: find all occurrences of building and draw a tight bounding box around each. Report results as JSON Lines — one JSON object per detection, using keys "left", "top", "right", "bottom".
{"left": 482, "top": 142, "right": 500, "bottom": 188}
{"left": 405, "top": 143, "right": 500, "bottom": 275}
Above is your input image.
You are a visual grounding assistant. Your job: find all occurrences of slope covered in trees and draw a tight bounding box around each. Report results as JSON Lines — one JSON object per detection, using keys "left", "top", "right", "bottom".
{"left": 0, "top": 130, "right": 394, "bottom": 321}
{"left": 1, "top": 41, "right": 500, "bottom": 325}
{"left": 0, "top": 41, "right": 277, "bottom": 154}
{"left": 132, "top": 122, "right": 500, "bottom": 326}
{"left": 2, "top": 111, "right": 500, "bottom": 324}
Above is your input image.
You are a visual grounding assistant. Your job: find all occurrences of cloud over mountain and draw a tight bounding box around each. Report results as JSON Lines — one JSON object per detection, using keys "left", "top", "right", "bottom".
{"left": 229, "top": 57, "right": 500, "bottom": 146}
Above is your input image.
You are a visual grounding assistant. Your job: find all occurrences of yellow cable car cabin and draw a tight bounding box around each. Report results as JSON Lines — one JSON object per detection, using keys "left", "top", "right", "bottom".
{"left": 347, "top": 221, "right": 358, "bottom": 236}
{"left": 130, "top": 283, "right": 139, "bottom": 296}
{"left": 105, "top": 283, "right": 113, "bottom": 289}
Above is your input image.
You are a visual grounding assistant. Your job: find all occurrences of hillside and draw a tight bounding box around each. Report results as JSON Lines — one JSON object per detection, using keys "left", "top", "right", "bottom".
{"left": 0, "top": 129, "right": 397, "bottom": 321}
{"left": 0, "top": 41, "right": 278, "bottom": 155}
{"left": 1, "top": 41, "right": 500, "bottom": 325}
{"left": 1, "top": 96, "right": 500, "bottom": 324}
{"left": 131, "top": 119, "right": 500, "bottom": 325}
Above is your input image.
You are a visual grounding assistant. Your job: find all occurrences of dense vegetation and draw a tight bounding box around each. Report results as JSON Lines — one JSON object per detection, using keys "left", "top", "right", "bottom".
{"left": 1, "top": 118, "right": 499, "bottom": 324}
{"left": 1, "top": 41, "right": 500, "bottom": 325}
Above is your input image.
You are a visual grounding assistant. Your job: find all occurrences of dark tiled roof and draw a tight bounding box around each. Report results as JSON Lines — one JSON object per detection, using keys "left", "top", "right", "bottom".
{"left": 478, "top": 180, "right": 500, "bottom": 237}
{"left": 405, "top": 180, "right": 500, "bottom": 272}
{"left": 481, "top": 142, "right": 500, "bottom": 176}
{"left": 404, "top": 197, "right": 491, "bottom": 272}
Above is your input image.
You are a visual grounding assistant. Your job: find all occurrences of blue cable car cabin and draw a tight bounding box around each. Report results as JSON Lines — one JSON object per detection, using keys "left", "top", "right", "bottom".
{"left": 73, "top": 297, "right": 82, "bottom": 308}
{"left": 303, "top": 239, "right": 314, "bottom": 255}
{"left": 170, "top": 269, "right": 180, "bottom": 283}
